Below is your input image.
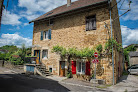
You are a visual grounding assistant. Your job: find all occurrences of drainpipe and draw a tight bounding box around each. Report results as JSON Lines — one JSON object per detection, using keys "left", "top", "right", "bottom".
{"left": 108, "top": 0, "right": 114, "bottom": 85}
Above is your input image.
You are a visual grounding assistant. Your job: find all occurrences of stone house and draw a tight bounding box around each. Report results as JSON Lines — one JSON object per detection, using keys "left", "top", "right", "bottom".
{"left": 30, "top": 0, "right": 123, "bottom": 84}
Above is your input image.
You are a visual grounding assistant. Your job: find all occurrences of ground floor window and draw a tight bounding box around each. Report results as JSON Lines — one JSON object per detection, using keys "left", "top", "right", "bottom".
{"left": 77, "top": 61, "right": 85, "bottom": 74}
{"left": 42, "top": 49, "right": 48, "bottom": 59}
{"left": 49, "top": 68, "right": 52, "bottom": 73}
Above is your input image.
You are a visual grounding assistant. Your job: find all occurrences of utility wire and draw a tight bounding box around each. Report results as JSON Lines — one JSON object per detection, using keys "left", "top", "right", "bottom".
{"left": 118, "top": 0, "right": 126, "bottom": 10}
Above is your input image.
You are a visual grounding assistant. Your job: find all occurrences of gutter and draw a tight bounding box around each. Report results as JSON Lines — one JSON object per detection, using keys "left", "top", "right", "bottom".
{"left": 29, "top": 0, "right": 108, "bottom": 23}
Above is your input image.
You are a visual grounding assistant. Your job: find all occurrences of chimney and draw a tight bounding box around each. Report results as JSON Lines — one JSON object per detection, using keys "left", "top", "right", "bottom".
{"left": 67, "top": 0, "right": 71, "bottom": 7}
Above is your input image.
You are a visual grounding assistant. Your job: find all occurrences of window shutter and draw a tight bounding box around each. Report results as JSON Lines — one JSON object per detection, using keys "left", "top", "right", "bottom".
{"left": 40, "top": 31, "right": 43, "bottom": 40}
{"left": 93, "top": 17, "right": 96, "bottom": 29}
{"left": 34, "top": 50, "right": 35, "bottom": 56}
{"left": 72, "top": 61, "right": 76, "bottom": 74}
{"left": 86, "top": 18, "right": 89, "bottom": 31}
{"left": 85, "top": 61, "right": 90, "bottom": 75}
{"left": 48, "top": 29, "right": 51, "bottom": 39}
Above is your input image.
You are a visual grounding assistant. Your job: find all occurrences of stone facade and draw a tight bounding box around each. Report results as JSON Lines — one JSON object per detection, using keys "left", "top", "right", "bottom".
{"left": 32, "top": 0, "right": 123, "bottom": 85}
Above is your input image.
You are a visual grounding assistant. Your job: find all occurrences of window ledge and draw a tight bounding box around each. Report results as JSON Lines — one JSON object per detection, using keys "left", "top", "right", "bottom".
{"left": 43, "top": 39, "right": 50, "bottom": 41}
{"left": 42, "top": 58, "right": 48, "bottom": 60}
{"left": 77, "top": 72, "right": 85, "bottom": 75}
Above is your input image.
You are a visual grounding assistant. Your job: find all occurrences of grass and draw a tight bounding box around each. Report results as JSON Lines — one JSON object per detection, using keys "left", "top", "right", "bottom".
{"left": 122, "top": 71, "right": 129, "bottom": 75}
{"left": 124, "top": 89, "right": 128, "bottom": 92}
{"left": 97, "top": 84, "right": 112, "bottom": 89}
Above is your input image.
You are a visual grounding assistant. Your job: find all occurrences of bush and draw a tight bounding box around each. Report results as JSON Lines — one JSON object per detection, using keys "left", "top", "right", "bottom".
{"left": 10, "top": 57, "right": 24, "bottom": 65}
{"left": 67, "top": 71, "right": 72, "bottom": 78}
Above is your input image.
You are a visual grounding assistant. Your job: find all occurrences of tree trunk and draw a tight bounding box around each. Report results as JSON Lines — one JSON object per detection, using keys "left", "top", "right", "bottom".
{"left": 67, "top": 55, "right": 71, "bottom": 73}
{"left": 0, "top": 0, "right": 4, "bottom": 27}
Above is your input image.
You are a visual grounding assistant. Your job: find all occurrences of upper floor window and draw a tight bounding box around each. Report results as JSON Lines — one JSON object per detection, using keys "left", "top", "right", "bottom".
{"left": 86, "top": 15, "right": 96, "bottom": 31}
{"left": 44, "top": 31, "right": 48, "bottom": 40}
{"left": 40, "top": 29, "right": 51, "bottom": 40}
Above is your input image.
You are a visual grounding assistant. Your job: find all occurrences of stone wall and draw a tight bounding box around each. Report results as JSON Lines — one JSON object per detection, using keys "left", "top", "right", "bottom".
{"left": 111, "top": 0, "right": 123, "bottom": 83}
{"left": 32, "top": 1, "right": 122, "bottom": 84}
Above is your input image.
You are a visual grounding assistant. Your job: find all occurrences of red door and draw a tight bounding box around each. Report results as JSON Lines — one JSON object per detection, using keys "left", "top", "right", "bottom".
{"left": 86, "top": 61, "right": 90, "bottom": 75}
{"left": 72, "top": 61, "right": 76, "bottom": 74}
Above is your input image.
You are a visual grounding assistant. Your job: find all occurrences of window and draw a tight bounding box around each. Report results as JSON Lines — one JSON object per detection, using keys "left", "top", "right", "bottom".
{"left": 40, "top": 29, "right": 51, "bottom": 40}
{"left": 42, "top": 50, "right": 48, "bottom": 59}
{"left": 47, "top": 19, "right": 54, "bottom": 26}
{"left": 49, "top": 68, "right": 52, "bottom": 72}
{"left": 44, "top": 31, "right": 48, "bottom": 39}
{"left": 49, "top": 19, "right": 54, "bottom": 25}
{"left": 77, "top": 61, "right": 85, "bottom": 74}
{"left": 86, "top": 15, "right": 96, "bottom": 31}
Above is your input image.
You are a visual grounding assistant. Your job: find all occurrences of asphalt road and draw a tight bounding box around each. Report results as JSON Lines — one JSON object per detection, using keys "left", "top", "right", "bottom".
{"left": 0, "top": 67, "right": 99, "bottom": 92}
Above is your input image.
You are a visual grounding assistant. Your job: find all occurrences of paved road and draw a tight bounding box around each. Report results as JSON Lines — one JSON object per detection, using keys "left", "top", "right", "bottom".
{"left": 0, "top": 67, "right": 102, "bottom": 92}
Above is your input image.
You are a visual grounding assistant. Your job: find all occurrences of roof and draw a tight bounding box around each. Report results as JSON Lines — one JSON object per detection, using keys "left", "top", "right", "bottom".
{"left": 30, "top": 0, "right": 108, "bottom": 23}
{"left": 129, "top": 52, "right": 138, "bottom": 57}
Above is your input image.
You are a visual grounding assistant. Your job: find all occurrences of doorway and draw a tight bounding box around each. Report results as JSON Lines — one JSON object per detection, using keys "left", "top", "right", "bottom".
{"left": 34, "top": 50, "right": 40, "bottom": 64}
{"left": 60, "top": 61, "right": 65, "bottom": 76}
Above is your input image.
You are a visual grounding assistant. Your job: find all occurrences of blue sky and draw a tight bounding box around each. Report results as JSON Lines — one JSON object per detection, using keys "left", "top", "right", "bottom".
{"left": 0, "top": 0, "right": 138, "bottom": 48}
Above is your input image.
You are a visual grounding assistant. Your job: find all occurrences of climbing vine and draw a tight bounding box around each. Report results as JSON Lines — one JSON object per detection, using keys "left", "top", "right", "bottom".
{"left": 104, "top": 38, "right": 123, "bottom": 54}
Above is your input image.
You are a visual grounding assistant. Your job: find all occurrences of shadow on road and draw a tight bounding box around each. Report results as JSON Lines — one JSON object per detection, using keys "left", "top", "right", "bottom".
{"left": 0, "top": 73, "right": 70, "bottom": 92}
{"left": 117, "top": 75, "right": 128, "bottom": 83}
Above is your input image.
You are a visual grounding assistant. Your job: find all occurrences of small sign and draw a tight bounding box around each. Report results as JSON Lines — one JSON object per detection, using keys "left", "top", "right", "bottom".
{"left": 94, "top": 52, "right": 98, "bottom": 58}
{"left": 92, "top": 59, "right": 99, "bottom": 63}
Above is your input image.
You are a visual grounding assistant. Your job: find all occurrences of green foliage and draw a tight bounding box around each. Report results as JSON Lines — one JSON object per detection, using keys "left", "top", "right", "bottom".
{"left": 67, "top": 71, "right": 72, "bottom": 78}
{"left": 0, "top": 52, "right": 11, "bottom": 61}
{"left": 10, "top": 57, "right": 24, "bottom": 65}
{"left": 123, "top": 45, "right": 137, "bottom": 65}
{"left": 0, "top": 52, "right": 5, "bottom": 60}
{"left": 104, "top": 38, "right": 123, "bottom": 53}
{"left": 96, "top": 44, "right": 103, "bottom": 54}
{"left": 0, "top": 45, "right": 18, "bottom": 53}
{"left": 52, "top": 45, "right": 95, "bottom": 58}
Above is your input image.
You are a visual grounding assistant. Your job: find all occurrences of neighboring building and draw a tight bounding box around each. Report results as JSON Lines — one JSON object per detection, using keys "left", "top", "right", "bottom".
{"left": 129, "top": 45, "right": 138, "bottom": 65}
{"left": 0, "top": 49, "right": 8, "bottom": 53}
{"left": 30, "top": 0, "right": 123, "bottom": 84}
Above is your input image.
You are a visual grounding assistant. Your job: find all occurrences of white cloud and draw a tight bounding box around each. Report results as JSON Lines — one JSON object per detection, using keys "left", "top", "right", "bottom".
{"left": 121, "top": 25, "right": 138, "bottom": 47}
{"left": 118, "top": 0, "right": 138, "bottom": 21}
{"left": 18, "top": 0, "right": 78, "bottom": 20}
{"left": 20, "top": 14, "right": 40, "bottom": 21}
{"left": 2, "top": 10, "right": 21, "bottom": 25}
{"left": 0, "top": 33, "right": 32, "bottom": 48}
{"left": 24, "top": 23, "right": 29, "bottom": 26}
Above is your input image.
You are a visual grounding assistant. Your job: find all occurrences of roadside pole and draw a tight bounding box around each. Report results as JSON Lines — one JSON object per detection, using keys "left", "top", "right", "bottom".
{"left": 94, "top": 58, "right": 96, "bottom": 79}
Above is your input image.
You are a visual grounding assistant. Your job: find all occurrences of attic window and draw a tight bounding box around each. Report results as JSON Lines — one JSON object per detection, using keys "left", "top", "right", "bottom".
{"left": 46, "top": 12, "right": 53, "bottom": 16}
{"left": 47, "top": 19, "right": 54, "bottom": 26}
{"left": 86, "top": 15, "right": 96, "bottom": 31}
